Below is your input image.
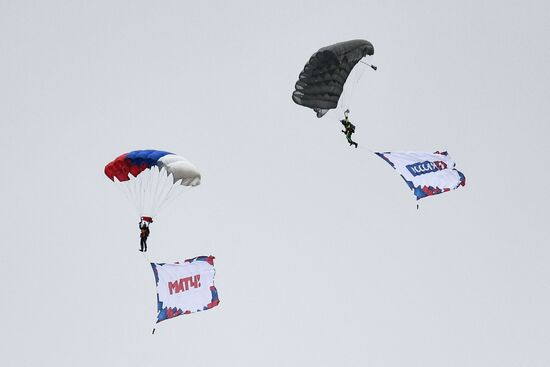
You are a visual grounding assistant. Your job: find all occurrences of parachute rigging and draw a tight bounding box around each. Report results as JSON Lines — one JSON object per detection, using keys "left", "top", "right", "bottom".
{"left": 104, "top": 149, "right": 201, "bottom": 221}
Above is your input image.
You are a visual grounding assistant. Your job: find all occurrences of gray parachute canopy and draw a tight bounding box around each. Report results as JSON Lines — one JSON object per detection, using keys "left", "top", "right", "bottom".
{"left": 292, "top": 39, "right": 374, "bottom": 118}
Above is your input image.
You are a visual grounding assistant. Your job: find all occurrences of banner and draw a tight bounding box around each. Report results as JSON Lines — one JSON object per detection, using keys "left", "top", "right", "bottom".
{"left": 376, "top": 151, "right": 465, "bottom": 200}
{"left": 151, "top": 256, "right": 219, "bottom": 323}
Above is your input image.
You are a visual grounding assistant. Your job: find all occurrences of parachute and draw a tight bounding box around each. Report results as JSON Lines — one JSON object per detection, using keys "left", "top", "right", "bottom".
{"left": 376, "top": 151, "right": 466, "bottom": 200}
{"left": 292, "top": 39, "right": 375, "bottom": 118}
{"left": 104, "top": 150, "right": 201, "bottom": 220}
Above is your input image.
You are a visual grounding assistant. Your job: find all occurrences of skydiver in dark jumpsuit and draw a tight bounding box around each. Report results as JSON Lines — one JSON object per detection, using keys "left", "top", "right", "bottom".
{"left": 340, "top": 109, "right": 358, "bottom": 148}
{"left": 139, "top": 220, "right": 150, "bottom": 252}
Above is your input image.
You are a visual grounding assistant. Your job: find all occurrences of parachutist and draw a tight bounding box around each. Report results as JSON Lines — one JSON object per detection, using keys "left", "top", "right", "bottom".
{"left": 139, "top": 219, "right": 150, "bottom": 252}
{"left": 105, "top": 150, "right": 201, "bottom": 254}
{"left": 340, "top": 109, "right": 358, "bottom": 148}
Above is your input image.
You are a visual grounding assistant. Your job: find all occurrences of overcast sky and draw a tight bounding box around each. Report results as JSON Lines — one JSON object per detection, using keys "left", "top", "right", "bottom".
{"left": 1, "top": 1, "right": 549, "bottom": 366}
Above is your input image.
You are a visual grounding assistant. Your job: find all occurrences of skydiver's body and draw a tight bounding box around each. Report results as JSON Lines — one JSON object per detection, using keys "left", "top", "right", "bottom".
{"left": 139, "top": 221, "right": 150, "bottom": 252}
{"left": 340, "top": 110, "right": 358, "bottom": 148}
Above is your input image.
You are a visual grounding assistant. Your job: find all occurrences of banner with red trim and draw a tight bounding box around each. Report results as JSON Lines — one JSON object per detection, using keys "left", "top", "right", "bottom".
{"left": 150, "top": 256, "right": 219, "bottom": 323}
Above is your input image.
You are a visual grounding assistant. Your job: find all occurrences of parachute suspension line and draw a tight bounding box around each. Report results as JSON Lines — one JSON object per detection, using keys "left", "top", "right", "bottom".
{"left": 156, "top": 167, "right": 174, "bottom": 216}
{"left": 146, "top": 169, "right": 154, "bottom": 214}
{"left": 154, "top": 167, "right": 168, "bottom": 215}
{"left": 141, "top": 250, "right": 153, "bottom": 263}
{"left": 148, "top": 171, "right": 185, "bottom": 218}
{"left": 160, "top": 175, "right": 184, "bottom": 214}
{"left": 145, "top": 167, "right": 154, "bottom": 216}
{"left": 130, "top": 174, "right": 139, "bottom": 215}
{"left": 113, "top": 178, "right": 130, "bottom": 205}
{"left": 150, "top": 167, "right": 161, "bottom": 215}
{"left": 131, "top": 175, "right": 143, "bottom": 215}
{"left": 141, "top": 168, "right": 150, "bottom": 216}
{"left": 349, "top": 62, "right": 366, "bottom": 104}
{"left": 159, "top": 186, "right": 185, "bottom": 213}
{"left": 149, "top": 166, "right": 164, "bottom": 218}
{"left": 156, "top": 180, "right": 186, "bottom": 215}
{"left": 123, "top": 177, "right": 133, "bottom": 210}
{"left": 151, "top": 172, "right": 175, "bottom": 218}
{"left": 141, "top": 168, "right": 152, "bottom": 215}
{"left": 357, "top": 144, "right": 375, "bottom": 155}
{"left": 142, "top": 167, "right": 155, "bottom": 216}
{"left": 162, "top": 187, "right": 186, "bottom": 213}
{"left": 152, "top": 177, "right": 172, "bottom": 218}
{"left": 339, "top": 63, "right": 364, "bottom": 114}
{"left": 150, "top": 167, "right": 160, "bottom": 216}
{"left": 159, "top": 182, "right": 185, "bottom": 216}
{"left": 125, "top": 175, "right": 137, "bottom": 213}
{"left": 145, "top": 167, "right": 157, "bottom": 216}
{"left": 134, "top": 171, "right": 143, "bottom": 216}
{"left": 129, "top": 178, "right": 141, "bottom": 214}
{"left": 122, "top": 176, "right": 141, "bottom": 216}
{"left": 142, "top": 168, "right": 153, "bottom": 216}
{"left": 114, "top": 177, "right": 140, "bottom": 215}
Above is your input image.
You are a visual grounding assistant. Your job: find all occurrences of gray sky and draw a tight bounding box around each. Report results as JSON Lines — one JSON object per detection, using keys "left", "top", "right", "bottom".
{"left": 1, "top": 0, "right": 549, "bottom": 366}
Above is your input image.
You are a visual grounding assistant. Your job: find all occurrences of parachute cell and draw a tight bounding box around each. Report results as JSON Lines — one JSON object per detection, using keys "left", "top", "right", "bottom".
{"left": 105, "top": 150, "right": 200, "bottom": 186}
{"left": 292, "top": 39, "right": 374, "bottom": 117}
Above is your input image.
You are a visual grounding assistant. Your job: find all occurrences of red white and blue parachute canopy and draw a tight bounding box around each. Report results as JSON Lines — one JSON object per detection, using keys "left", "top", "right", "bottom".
{"left": 104, "top": 150, "right": 201, "bottom": 218}
{"left": 376, "top": 151, "right": 465, "bottom": 200}
{"left": 151, "top": 256, "right": 219, "bottom": 325}
{"left": 104, "top": 150, "right": 201, "bottom": 186}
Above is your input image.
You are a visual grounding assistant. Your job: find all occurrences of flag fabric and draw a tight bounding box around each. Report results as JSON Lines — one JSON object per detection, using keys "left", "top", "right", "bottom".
{"left": 151, "top": 256, "right": 219, "bottom": 323}
{"left": 376, "top": 151, "right": 466, "bottom": 200}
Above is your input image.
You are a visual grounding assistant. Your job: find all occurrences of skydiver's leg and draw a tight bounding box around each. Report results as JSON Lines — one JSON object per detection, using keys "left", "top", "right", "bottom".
{"left": 140, "top": 238, "right": 145, "bottom": 252}
{"left": 144, "top": 238, "right": 147, "bottom": 252}
{"left": 346, "top": 132, "right": 358, "bottom": 148}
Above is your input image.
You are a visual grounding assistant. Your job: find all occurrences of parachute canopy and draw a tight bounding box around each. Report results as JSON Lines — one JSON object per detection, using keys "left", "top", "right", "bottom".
{"left": 292, "top": 39, "right": 374, "bottom": 117}
{"left": 151, "top": 256, "right": 219, "bottom": 324}
{"left": 377, "top": 151, "right": 466, "bottom": 200}
{"left": 105, "top": 150, "right": 201, "bottom": 186}
{"left": 104, "top": 149, "right": 201, "bottom": 219}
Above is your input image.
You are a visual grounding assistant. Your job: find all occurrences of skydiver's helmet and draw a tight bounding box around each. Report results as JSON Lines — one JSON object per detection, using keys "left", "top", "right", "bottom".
{"left": 344, "top": 109, "right": 350, "bottom": 118}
